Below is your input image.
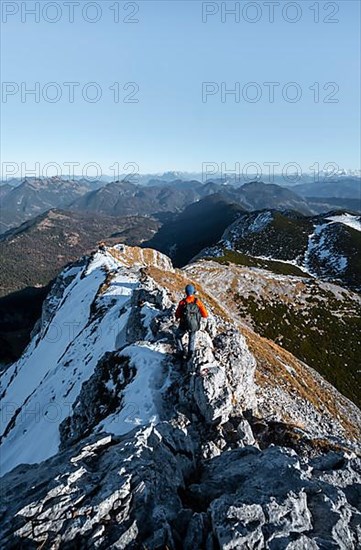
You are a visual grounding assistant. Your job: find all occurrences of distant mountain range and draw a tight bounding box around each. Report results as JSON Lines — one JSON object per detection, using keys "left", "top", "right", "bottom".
{"left": 307, "top": 196, "right": 361, "bottom": 214}
{"left": 292, "top": 177, "right": 361, "bottom": 199}
{"left": 231, "top": 181, "right": 312, "bottom": 214}
{"left": 70, "top": 180, "right": 313, "bottom": 219}
{"left": 0, "top": 177, "right": 102, "bottom": 234}
{"left": 69, "top": 180, "right": 213, "bottom": 218}
{"left": 1, "top": 176, "right": 360, "bottom": 235}
{"left": 0, "top": 178, "right": 218, "bottom": 233}
{"left": 3, "top": 169, "right": 360, "bottom": 187}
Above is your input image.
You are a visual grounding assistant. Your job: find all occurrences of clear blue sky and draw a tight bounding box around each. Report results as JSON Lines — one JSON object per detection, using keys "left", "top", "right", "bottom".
{"left": 1, "top": 0, "right": 360, "bottom": 178}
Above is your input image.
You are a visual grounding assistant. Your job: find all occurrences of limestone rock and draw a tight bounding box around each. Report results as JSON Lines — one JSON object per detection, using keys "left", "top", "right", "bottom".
{"left": 1, "top": 246, "right": 360, "bottom": 549}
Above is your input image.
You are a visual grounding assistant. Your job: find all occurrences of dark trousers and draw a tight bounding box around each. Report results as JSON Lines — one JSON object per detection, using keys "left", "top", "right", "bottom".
{"left": 175, "top": 326, "right": 197, "bottom": 355}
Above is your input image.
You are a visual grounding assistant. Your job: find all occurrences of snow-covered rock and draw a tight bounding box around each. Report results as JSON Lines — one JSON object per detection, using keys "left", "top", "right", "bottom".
{"left": 0, "top": 245, "right": 360, "bottom": 549}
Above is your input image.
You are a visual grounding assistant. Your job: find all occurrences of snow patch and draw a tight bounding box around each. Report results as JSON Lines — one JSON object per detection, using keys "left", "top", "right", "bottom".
{"left": 304, "top": 223, "right": 348, "bottom": 275}
{"left": 248, "top": 211, "right": 273, "bottom": 233}
{"left": 100, "top": 343, "right": 171, "bottom": 437}
{"left": 325, "top": 213, "right": 361, "bottom": 232}
{"left": 222, "top": 211, "right": 273, "bottom": 242}
{"left": 0, "top": 250, "right": 139, "bottom": 475}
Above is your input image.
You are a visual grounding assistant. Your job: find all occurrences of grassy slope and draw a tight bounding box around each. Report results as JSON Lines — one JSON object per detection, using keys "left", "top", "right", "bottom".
{"left": 236, "top": 290, "right": 361, "bottom": 408}
{"left": 187, "top": 259, "right": 361, "bottom": 409}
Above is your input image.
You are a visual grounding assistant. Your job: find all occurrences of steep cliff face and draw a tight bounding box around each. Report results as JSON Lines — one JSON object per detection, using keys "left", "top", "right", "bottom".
{"left": 0, "top": 245, "right": 360, "bottom": 549}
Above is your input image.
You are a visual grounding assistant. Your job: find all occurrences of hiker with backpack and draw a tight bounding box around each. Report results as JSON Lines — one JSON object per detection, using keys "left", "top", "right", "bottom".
{"left": 175, "top": 284, "right": 208, "bottom": 360}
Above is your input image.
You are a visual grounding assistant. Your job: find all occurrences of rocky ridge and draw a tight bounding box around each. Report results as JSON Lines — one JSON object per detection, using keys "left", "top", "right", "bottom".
{"left": 0, "top": 245, "right": 360, "bottom": 549}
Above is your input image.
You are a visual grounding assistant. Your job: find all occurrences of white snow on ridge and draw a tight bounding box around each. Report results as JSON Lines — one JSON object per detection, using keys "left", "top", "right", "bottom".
{"left": 0, "top": 258, "right": 106, "bottom": 410}
{"left": 224, "top": 211, "right": 273, "bottom": 241}
{"left": 0, "top": 251, "right": 150, "bottom": 475}
{"left": 325, "top": 213, "right": 361, "bottom": 232}
{"left": 252, "top": 214, "right": 357, "bottom": 279}
{"left": 304, "top": 223, "right": 348, "bottom": 276}
{"left": 247, "top": 211, "right": 273, "bottom": 233}
{"left": 100, "top": 343, "right": 171, "bottom": 436}
{"left": 250, "top": 255, "right": 313, "bottom": 277}
{"left": 0, "top": 247, "right": 175, "bottom": 477}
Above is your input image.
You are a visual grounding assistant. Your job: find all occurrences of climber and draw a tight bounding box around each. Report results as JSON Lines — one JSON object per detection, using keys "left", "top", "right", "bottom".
{"left": 174, "top": 284, "right": 208, "bottom": 360}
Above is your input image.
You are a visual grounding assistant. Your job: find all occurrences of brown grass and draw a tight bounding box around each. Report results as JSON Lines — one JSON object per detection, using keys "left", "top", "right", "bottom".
{"left": 188, "top": 263, "right": 360, "bottom": 441}
{"left": 242, "top": 326, "right": 359, "bottom": 439}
